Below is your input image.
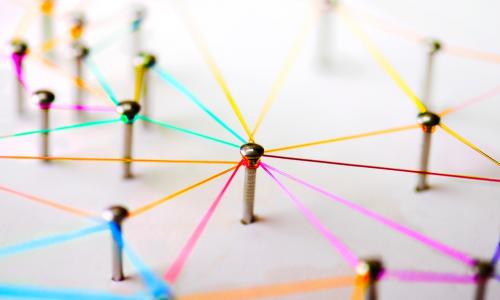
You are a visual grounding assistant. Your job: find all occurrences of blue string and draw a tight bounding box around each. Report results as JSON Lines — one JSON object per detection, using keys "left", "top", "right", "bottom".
{"left": 153, "top": 66, "right": 247, "bottom": 144}
{"left": 491, "top": 238, "right": 500, "bottom": 266}
{"left": 138, "top": 115, "right": 240, "bottom": 148}
{"left": 0, "top": 224, "right": 107, "bottom": 259}
{"left": 85, "top": 58, "right": 120, "bottom": 106}
{"left": 0, "top": 283, "right": 147, "bottom": 300}
{"left": 131, "top": 19, "right": 142, "bottom": 32}
{"left": 108, "top": 223, "right": 173, "bottom": 299}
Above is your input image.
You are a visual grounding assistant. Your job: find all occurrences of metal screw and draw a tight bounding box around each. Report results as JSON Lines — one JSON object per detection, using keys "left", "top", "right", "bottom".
{"left": 416, "top": 112, "right": 440, "bottom": 192}
{"left": 102, "top": 205, "right": 129, "bottom": 281}
{"left": 356, "top": 258, "right": 384, "bottom": 300}
{"left": 117, "top": 101, "right": 141, "bottom": 179}
{"left": 32, "top": 90, "right": 55, "bottom": 161}
{"left": 240, "top": 143, "right": 264, "bottom": 225}
{"left": 421, "top": 38, "right": 442, "bottom": 109}
{"left": 472, "top": 259, "right": 494, "bottom": 300}
{"left": 72, "top": 42, "right": 89, "bottom": 119}
{"left": 134, "top": 52, "right": 156, "bottom": 125}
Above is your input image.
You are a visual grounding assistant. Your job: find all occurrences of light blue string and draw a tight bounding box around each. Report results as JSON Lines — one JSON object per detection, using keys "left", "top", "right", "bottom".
{"left": 138, "top": 115, "right": 239, "bottom": 148}
{"left": 90, "top": 27, "right": 131, "bottom": 55}
{"left": 108, "top": 223, "right": 173, "bottom": 299}
{"left": 85, "top": 58, "right": 120, "bottom": 106}
{"left": 0, "top": 223, "right": 107, "bottom": 258}
{"left": 0, "top": 283, "right": 147, "bottom": 300}
{"left": 153, "top": 66, "right": 246, "bottom": 144}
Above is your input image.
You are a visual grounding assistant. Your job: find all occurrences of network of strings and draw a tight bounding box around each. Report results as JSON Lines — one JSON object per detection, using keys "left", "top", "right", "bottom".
{"left": 0, "top": 0, "right": 499, "bottom": 299}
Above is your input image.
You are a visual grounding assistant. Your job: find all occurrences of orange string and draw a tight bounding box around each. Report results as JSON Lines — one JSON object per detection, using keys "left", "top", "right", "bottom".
{"left": 444, "top": 45, "right": 500, "bottom": 64}
{"left": 0, "top": 184, "right": 95, "bottom": 218}
{"left": 266, "top": 124, "right": 419, "bottom": 153}
{"left": 342, "top": 4, "right": 424, "bottom": 44}
{"left": 0, "top": 155, "right": 237, "bottom": 165}
{"left": 130, "top": 166, "right": 237, "bottom": 217}
{"left": 179, "top": 275, "right": 356, "bottom": 300}
{"left": 27, "top": 53, "right": 109, "bottom": 102}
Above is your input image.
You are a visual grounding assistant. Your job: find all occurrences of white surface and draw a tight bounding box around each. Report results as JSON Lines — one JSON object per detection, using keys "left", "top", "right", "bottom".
{"left": 0, "top": 0, "right": 499, "bottom": 299}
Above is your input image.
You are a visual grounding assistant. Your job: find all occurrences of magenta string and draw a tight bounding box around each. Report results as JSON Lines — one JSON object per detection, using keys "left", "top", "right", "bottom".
{"left": 11, "top": 53, "right": 31, "bottom": 94}
{"left": 49, "top": 103, "right": 116, "bottom": 113}
{"left": 262, "top": 164, "right": 477, "bottom": 267}
{"left": 164, "top": 162, "right": 243, "bottom": 283}
{"left": 260, "top": 163, "right": 359, "bottom": 267}
{"left": 383, "top": 269, "right": 476, "bottom": 284}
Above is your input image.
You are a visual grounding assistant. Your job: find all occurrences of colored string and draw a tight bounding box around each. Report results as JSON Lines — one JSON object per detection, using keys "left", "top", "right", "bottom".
{"left": 440, "top": 84, "right": 500, "bottom": 116}
{"left": 263, "top": 154, "right": 500, "bottom": 183}
{"left": 251, "top": 5, "right": 320, "bottom": 137}
{"left": 491, "top": 239, "right": 500, "bottom": 266}
{"left": 444, "top": 45, "right": 500, "bottom": 64}
{"left": 85, "top": 58, "right": 120, "bottom": 106}
{"left": 153, "top": 66, "right": 246, "bottom": 143}
{"left": 50, "top": 103, "right": 116, "bottom": 113}
{"left": 108, "top": 223, "right": 172, "bottom": 299}
{"left": 28, "top": 53, "right": 109, "bottom": 102}
{"left": 0, "top": 223, "right": 107, "bottom": 258}
{"left": 343, "top": 2, "right": 500, "bottom": 65}
{"left": 11, "top": 52, "right": 30, "bottom": 94}
{"left": 0, "top": 118, "right": 122, "bottom": 140}
{"left": 164, "top": 162, "right": 242, "bottom": 283}
{"left": 350, "top": 278, "right": 367, "bottom": 300}
{"left": 341, "top": 3, "right": 424, "bottom": 44}
{"left": 0, "top": 155, "right": 238, "bottom": 165}
{"left": 266, "top": 124, "right": 419, "bottom": 153}
{"left": 263, "top": 164, "right": 477, "bottom": 266}
{"left": 0, "top": 184, "right": 96, "bottom": 218}
{"left": 13, "top": 6, "right": 39, "bottom": 38}
{"left": 138, "top": 115, "right": 240, "bottom": 148}
{"left": 91, "top": 26, "right": 131, "bottom": 54}
{"left": 439, "top": 123, "right": 499, "bottom": 166}
{"left": 179, "top": 4, "right": 254, "bottom": 142}
{"left": 261, "top": 163, "right": 359, "bottom": 267}
{"left": 383, "top": 270, "right": 476, "bottom": 284}
{"left": 336, "top": 5, "right": 427, "bottom": 113}
{"left": 179, "top": 275, "right": 356, "bottom": 300}
{"left": 0, "top": 283, "right": 145, "bottom": 300}
{"left": 130, "top": 166, "right": 238, "bottom": 217}
{"left": 134, "top": 65, "right": 145, "bottom": 102}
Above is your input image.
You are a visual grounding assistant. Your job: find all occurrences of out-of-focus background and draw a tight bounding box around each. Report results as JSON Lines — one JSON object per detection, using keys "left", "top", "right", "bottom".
{"left": 0, "top": 0, "right": 499, "bottom": 299}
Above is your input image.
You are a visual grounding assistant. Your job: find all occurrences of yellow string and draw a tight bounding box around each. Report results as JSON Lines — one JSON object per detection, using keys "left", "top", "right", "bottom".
{"left": 251, "top": 4, "right": 321, "bottom": 138}
{"left": 439, "top": 123, "right": 499, "bottom": 166}
{"left": 179, "top": 2, "right": 254, "bottom": 142}
{"left": 179, "top": 276, "right": 356, "bottom": 300}
{"left": 266, "top": 124, "right": 419, "bottom": 153}
{"left": 336, "top": 5, "right": 427, "bottom": 113}
{"left": 134, "top": 65, "right": 145, "bottom": 102}
{"left": 130, "top": 166, "right": 237, "bottom": 217}
{"left": 13, "top": 7, "right": 39, "bottom": 38}
{"left": 0, "top": 155, "right": 238, "bottom": 165}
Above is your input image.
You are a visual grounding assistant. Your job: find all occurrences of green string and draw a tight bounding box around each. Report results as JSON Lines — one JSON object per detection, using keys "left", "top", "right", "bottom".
{"left": 138, "top": 115, "right": 239, "bottom": 148}
{"left": 2, "top": 118, "right": 122, "bottom": 139}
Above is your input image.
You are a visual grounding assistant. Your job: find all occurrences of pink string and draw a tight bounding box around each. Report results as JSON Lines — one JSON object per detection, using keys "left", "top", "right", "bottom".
{"left": 262, "top": 164, "right": 476, "bottom": 267}
{"left": 164, "top": 162, "right": 243, "bottom": 283}
{"left": 50, "top": 103, "right": 116, "bottom": 113}
{"left": 383, "top": 269, "right": 476, "bottom": 284}
{"left": 260, "top": 163, "right": 359, "bottom": 268}
{"left": 11, "top": 52, "right": 31, "bottom": 94}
